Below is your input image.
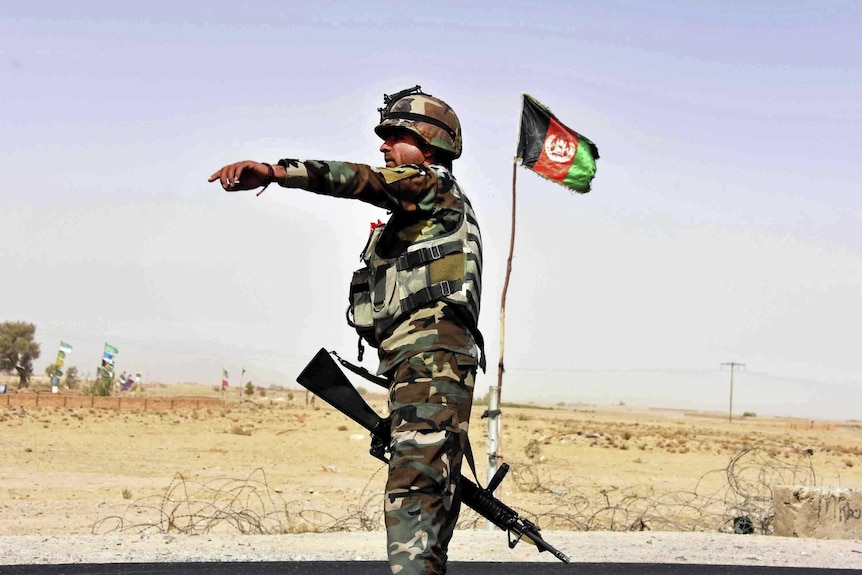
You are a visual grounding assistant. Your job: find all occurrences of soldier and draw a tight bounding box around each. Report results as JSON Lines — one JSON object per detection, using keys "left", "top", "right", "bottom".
{"left": 209, "top": 87, "right": 484, "bottom": 575}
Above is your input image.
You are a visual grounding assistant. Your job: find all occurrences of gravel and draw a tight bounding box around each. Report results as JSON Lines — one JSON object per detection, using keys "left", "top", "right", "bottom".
{"left": 1, "top": 531, "right": 861, "bottom": 569}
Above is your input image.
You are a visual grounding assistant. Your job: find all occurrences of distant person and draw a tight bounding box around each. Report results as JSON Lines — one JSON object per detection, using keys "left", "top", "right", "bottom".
{"left": 209, "top": 87, "right": 484, "bottom": 575}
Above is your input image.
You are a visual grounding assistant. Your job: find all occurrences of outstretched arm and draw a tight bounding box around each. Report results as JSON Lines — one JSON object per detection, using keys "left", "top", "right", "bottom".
{"left": 209, "top": 158, "right": 440, "bottom": 213}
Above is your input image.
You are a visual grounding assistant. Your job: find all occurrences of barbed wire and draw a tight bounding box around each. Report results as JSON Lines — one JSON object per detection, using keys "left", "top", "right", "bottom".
{"left": 92, "top": 466, "right": 386, "bottom": 536}
{"left": 458, "top": 444, "right": 818, "bottom": 534}
{"left": 93, "top": 444, "right": 819, "bottom": 536}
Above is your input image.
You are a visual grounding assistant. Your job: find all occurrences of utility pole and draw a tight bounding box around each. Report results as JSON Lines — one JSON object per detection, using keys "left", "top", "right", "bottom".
{"left": 720, "top": 362, "right": 746, "bottom": 423}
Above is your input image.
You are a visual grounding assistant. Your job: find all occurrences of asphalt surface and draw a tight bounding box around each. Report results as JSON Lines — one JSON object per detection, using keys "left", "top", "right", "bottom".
{"left": 1, "top": 563, "right": 860, "bottom": 575}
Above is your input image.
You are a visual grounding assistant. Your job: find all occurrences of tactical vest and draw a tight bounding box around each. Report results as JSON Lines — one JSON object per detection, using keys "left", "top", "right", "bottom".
{"left": 347, "top": 173, "right": 482, "bottom": 357}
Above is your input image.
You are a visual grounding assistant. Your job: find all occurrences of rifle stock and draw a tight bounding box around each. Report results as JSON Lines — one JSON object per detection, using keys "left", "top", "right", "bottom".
{"left": 296, "top": 348, "right": 570, "bottom": 563}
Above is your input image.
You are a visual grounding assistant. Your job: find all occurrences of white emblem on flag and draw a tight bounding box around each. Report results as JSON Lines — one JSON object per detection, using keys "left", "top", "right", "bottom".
{"left": 544, "top": 134, "right": 576, "bottom": 163}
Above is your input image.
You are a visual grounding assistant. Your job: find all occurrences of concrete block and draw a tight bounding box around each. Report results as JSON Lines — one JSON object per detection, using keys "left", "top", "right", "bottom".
{"left": 773, "top": 485, "right": 862, "bottom": 539}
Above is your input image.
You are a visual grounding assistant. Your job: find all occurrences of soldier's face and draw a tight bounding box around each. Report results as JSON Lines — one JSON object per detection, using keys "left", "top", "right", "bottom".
{"left": 379, "top": 129, "right": 428, "bottom": 167}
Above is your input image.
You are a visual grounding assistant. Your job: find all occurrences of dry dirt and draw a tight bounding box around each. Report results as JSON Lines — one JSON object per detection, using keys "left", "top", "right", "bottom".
{"left": 1, "top": 383, "right": 861, "bottom": 567}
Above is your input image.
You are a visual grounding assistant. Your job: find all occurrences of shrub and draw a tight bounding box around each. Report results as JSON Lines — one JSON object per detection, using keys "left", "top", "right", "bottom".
{"left": 84, "top": 372, "right": 113, "bottom": 396}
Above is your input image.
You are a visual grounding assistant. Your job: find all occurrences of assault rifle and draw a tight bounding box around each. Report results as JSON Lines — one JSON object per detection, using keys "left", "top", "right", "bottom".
{"left": 296, "top": 347, "right": 570, "bottom": 563}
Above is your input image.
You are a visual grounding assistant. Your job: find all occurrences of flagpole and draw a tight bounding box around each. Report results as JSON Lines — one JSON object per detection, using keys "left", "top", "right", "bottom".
{"left": 487, "top": 160, "right": 518, "bottom": 505}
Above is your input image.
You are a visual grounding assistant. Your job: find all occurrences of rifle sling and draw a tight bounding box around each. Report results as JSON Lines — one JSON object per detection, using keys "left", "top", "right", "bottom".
{"left": 463, "top": 435, "right": 483, "bottom": 490}
{"left": 331, "top": 350, "right": 390, "bottom": 389}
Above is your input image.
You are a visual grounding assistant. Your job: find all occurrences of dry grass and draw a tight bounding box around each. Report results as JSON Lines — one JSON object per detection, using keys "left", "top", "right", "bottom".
{"left": 1, "top": 385, "right": 861, "bottom": 536}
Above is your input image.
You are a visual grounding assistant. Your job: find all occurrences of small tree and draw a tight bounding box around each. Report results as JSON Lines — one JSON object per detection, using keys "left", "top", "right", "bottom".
{"left": 64, "top": 366, "right": 80, "bottom": 390}
{"left": 45, "top": 364, "right": 79, "bottom": 389}
{"left": 0, "top": 321, "right": 41, "bottom": 389}
{"left": 244, "top": 381, "right": 255, "bottom": 397}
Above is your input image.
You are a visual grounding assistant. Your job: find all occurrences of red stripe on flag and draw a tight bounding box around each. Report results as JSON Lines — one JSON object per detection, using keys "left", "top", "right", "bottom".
{"left": 532, "top": 117, "right": 580, "bottom": 182}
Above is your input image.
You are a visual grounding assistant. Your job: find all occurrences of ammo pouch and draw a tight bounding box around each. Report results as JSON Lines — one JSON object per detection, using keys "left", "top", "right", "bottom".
{"left": 347, "top": 267, "right": 378, "bottom": 351}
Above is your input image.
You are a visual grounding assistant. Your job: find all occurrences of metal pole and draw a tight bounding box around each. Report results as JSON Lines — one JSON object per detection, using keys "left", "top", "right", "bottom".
{"left": 486, "top": 384, "right": 501, "bottom": 487}
{"left": 485, "top": 384, "right": 501, "bottom": 531}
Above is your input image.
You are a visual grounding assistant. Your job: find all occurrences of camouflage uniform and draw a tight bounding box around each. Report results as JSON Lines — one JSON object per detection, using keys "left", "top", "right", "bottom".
{"left": 276, "top": 158, "right": 482, "bottom": 575}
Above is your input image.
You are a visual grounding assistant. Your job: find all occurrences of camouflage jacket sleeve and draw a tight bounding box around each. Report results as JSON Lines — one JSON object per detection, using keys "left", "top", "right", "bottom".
{"left": 276, "top": 159, "right": 440, "bottom": 213}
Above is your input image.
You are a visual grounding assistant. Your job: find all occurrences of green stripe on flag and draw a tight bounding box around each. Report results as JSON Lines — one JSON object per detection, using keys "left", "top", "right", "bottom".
{"left": 561, "top": 137, "right": 599, "bottom": 193}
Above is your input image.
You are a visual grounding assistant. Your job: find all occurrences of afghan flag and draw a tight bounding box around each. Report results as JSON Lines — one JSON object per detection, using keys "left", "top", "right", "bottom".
{"left": 222, "top": 368, "right": 229, "bottom": 388}
{"left": 516, "top": 94, "right": 599, "bottom": 193}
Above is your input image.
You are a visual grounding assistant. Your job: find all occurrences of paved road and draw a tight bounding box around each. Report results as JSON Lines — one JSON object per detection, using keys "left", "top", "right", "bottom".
{"left": 1, "top": 563, "right": 859, "bottom": 575}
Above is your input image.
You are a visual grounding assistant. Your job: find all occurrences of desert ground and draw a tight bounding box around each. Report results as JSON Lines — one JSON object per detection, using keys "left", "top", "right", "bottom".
{"left": 2, "top": 379, "right": 861, "bottom": 536}
{"left": 1, "top": 379, "right": 861, "bottom": 566}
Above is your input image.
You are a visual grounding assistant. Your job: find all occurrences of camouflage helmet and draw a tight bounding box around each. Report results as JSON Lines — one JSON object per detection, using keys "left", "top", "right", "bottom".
{"left": 375, "top": 86, "right": 462, "bottom": 159}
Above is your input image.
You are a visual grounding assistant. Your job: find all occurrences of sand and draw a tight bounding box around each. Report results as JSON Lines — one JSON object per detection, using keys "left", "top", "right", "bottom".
{"left": 1, "top": 384, "right": 860, "bottom": 567}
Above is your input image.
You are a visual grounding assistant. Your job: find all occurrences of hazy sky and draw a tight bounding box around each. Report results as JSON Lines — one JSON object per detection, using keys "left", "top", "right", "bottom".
{"left": 2, "top": 1, "right": 860, "bottom": 420}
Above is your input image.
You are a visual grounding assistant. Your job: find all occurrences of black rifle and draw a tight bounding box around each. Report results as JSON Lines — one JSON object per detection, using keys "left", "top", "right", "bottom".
{"left": 296, "top": 347, "right": 570, "bottom": 563}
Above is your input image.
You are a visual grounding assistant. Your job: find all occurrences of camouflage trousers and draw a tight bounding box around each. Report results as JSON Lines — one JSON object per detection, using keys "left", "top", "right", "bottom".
{"left": 384, "top": 349, "right": 477, "bottom": 575}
